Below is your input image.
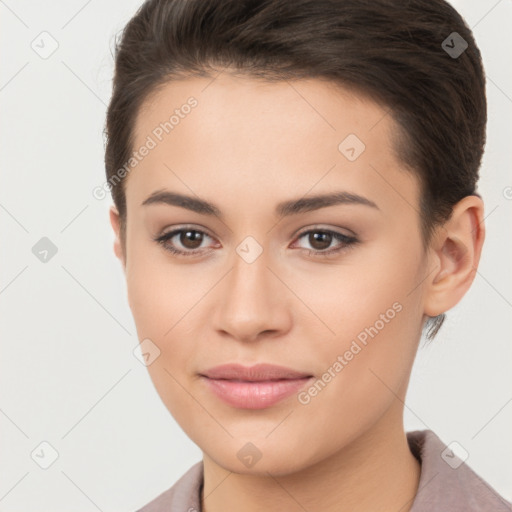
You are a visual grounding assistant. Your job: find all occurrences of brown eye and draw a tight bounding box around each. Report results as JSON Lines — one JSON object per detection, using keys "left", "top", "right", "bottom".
{"left": 307, "top": 231, "right": 333, "bottom": 251}
{"left": 179, "top": 230, "right": 204, "bottom": 249}
{"left": 294, "top": 228, "right": 359, "bottom": 258}
{"left": 154, "top": 226, "right": 215, "bottom": 256}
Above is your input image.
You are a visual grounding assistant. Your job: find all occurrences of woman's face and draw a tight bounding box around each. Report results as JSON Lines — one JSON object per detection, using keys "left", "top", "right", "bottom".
{"left": 117, "top": 73, "right": 431, "bottom": 475}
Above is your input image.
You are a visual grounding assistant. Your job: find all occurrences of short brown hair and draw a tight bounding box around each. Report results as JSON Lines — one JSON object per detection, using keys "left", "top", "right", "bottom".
{"left": 104, "top": 0, "right": 487, "bottom": 340}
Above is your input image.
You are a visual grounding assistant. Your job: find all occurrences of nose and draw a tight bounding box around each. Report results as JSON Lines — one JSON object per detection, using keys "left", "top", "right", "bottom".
{"left": 212, "top": 246, "right": 292, "bottom": 343}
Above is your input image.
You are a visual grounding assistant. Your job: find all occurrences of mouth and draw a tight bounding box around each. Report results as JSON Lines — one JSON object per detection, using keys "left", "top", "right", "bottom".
{"left": 199, "top": 363, "right": 314, "bottom": 409}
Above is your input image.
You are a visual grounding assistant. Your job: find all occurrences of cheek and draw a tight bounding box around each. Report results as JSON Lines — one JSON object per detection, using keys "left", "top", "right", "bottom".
{"left": 125, "top": 246, "right": 209, "bottom": 373}
{"left": 125, "top": 253, "right": 202, "bottom": 422}
{"left": 125, "top": 265, "right": 167, "bottom": 339}
{"left": 289, "top": 296, "right": 420, "bottom": 465}
{"left": 290, "top": 253, "right": 418, "bottom": 349}
{"left": 292, "top": 241, "right": 424, "bottom": 408}
{"left": 125, "top": 261, "right": 195, "bottom": 360}
{"left": 125, "top": 233, "right": 185, "bottom": 336}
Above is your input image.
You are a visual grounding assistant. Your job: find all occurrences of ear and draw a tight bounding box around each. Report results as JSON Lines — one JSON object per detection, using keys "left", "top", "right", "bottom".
{"left": 423, "top": 195, "right": 485, "bottom": 317}
{"left": 109, "top": 205, "right": 126, "bottom": 271}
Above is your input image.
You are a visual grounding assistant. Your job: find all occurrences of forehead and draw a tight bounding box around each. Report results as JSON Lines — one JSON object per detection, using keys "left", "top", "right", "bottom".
{"left": 134, "top": 72, "right": 392, "bottom": 152}
{"left": 127, "top": 73, "right": 419, "bottom": 220}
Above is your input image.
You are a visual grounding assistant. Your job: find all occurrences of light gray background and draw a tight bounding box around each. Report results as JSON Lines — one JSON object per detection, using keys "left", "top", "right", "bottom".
{"left": 0, "top": 0, "right": 511, "bottom": 510}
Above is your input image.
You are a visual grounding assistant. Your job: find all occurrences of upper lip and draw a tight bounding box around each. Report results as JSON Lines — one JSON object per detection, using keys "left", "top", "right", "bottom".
{"left": 200, "top": 363, "right": 312, "bottom": 381}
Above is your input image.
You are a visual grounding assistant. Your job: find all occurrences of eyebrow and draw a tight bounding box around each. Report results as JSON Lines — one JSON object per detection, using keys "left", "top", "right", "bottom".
{"left": 141, "top": 189, "right": 379, "bottom": 217}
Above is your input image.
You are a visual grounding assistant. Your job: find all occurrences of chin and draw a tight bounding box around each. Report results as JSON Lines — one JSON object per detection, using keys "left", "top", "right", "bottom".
{"left": 202, "top": 436, "right": 324, "bottom": 478}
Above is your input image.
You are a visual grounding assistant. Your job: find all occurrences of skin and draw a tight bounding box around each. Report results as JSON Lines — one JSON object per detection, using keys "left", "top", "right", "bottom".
{"left": 109, "top": 72, "right": 485, "bottom": 512}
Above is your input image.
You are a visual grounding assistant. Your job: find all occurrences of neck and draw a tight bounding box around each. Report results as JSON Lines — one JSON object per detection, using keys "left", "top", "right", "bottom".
{"left": 201, "top": 403, "right": 421, "bottom": 512}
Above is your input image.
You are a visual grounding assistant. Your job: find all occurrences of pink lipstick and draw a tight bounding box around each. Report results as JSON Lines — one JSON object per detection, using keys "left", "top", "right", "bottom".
{"left": 199, "top": 363, "right": 313, "bottom": 409}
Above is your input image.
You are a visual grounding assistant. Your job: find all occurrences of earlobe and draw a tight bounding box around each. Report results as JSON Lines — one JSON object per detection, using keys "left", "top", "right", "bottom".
{"left": 423, "top": 196, "right": 485, "bottom": 317}
{"left": 109, "top": 205, "right": 126, "bottom": 269}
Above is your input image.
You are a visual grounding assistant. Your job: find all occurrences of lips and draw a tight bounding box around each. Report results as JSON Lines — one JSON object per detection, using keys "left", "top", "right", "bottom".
{"left": 200, "top": 363, "right": 312, "bottom": 381}
{"left": 199, "top": 363, "right": 313, "bottom": 409}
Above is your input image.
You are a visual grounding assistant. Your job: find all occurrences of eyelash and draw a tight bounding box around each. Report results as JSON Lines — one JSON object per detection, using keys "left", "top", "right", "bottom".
{"left": 153, "top": 225, "right": 359, "bottom": 259}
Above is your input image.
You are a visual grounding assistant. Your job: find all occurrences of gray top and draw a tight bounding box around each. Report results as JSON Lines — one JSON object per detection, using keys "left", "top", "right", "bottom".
{"left": 137, "top": 429, "right": 511, "bottom": 511}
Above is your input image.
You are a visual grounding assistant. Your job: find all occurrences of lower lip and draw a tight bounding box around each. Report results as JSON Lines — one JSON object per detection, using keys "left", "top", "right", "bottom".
{"left": 201, "top": 376, "right": 313, "bottom": 409}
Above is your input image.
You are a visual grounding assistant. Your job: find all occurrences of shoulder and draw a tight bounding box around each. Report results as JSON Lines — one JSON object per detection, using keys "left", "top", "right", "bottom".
{"left": 135, "top": 461, "right": 203, "bottom": 512}
{"left": 407, "top": 429, "right": 511, "bottom": 511}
